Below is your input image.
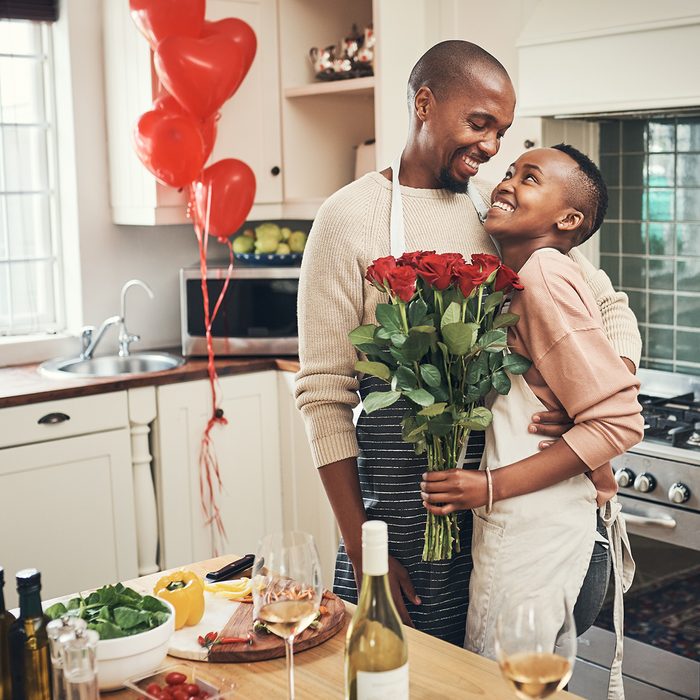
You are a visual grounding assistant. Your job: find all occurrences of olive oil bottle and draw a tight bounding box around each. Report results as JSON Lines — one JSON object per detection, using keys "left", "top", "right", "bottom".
{"left": 8, "top": 570, "right": 51, "bottom": 700}
{"left": 0, "top": 567, "right": 15, "bottom": 700}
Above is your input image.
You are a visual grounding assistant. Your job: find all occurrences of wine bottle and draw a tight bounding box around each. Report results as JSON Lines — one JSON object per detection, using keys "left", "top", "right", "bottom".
{"left": 0, "top": 567, "right": 16, "bottom": 700}
{"left": 8, "top": 569, "right": 51, "bottom": 700}
{"left": 345, "top": 520, "right": 409, "bottom": 700}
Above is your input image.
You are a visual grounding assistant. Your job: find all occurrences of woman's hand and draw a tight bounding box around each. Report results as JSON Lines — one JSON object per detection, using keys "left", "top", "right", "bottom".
{"left": 530, "top": 408, "right": 574, "bottom": 450}
{"left": 420, "top": 469, "right": 489, "bottom": 515}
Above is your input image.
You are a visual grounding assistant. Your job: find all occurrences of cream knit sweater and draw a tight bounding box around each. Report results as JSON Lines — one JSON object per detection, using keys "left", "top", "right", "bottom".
{"left": 295, "top": 172, "right": 642, "bottom": 469}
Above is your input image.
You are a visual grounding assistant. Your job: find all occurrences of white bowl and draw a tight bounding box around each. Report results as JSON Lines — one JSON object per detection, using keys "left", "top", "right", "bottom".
{"left": 96, "top": 597, "right": 175, "bottom": 691}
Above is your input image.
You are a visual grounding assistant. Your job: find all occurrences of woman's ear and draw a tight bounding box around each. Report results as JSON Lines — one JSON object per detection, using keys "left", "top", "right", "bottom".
{"left": 556, "top": 209, "right": 585, "bottom": 233}
{"left": 414, "top": 86, "right": 435, "bottom": 123}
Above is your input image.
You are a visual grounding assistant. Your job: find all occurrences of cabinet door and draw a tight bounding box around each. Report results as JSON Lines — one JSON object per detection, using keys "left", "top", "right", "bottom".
{"left": 0, "top": 430, "right": 138, "bottom": 609}
{"left": 155, "top": 371, "right": 282, "bottom": 568}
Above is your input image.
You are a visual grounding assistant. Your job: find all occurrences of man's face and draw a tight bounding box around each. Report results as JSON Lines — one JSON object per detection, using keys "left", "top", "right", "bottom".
{"left": 421, "top": 72, "right": 515, "bottom": 193}
{"left": 484, "top": 148, "right": 579, "bottom": 239}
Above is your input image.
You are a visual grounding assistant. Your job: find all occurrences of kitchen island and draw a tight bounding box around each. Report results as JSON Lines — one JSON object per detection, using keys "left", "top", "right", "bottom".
{"left": 112, "top": 556, "right": 581, "bottom": 700}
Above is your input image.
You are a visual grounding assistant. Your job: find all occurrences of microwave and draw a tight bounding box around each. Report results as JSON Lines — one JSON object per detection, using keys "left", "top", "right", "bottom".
{"left": 180, "top": 265, "right": 299, "bottom": 356}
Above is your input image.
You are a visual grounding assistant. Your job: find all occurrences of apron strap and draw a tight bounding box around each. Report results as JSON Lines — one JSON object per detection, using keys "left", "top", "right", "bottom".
{"left": 390, "top": 153, "right": 406, "bottom": 258}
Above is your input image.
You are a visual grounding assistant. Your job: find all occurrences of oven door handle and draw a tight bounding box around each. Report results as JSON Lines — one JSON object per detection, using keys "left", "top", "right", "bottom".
{"left": 621, "top": 512, "right": 677, "bottom": 529}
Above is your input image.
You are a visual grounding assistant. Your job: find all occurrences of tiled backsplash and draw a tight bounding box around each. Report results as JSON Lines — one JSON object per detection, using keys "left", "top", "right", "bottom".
{"left": 598, "top": 118, "right": 700, "bottom": 376}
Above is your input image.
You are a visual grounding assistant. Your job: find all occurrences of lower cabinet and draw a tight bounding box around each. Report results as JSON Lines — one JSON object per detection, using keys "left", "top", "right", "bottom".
{"left": 0, "top": 426, "right": 138, "bottom": 609}
{"left": 155, "top": 371, "right": 284, "bottom": 568}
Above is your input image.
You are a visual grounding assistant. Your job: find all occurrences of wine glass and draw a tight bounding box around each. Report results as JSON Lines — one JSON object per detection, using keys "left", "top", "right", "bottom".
{"left": 252, "top": 531, "right": 322, "bottom": 700}
{"left": 494, "top": 595, "right": 577, "bottom": 699}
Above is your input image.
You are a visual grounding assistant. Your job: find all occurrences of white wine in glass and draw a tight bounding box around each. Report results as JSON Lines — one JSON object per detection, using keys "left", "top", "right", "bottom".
{"left": 252, "top": 531, "right": 322, "bottom": 700}
{"left": 495, "top": 596, "right": 576, "bottom": 699}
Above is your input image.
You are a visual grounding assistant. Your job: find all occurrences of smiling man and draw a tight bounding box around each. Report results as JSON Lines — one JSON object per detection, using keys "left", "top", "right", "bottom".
{"left": 295, "top": 41, "right": 642, "bottom": 645}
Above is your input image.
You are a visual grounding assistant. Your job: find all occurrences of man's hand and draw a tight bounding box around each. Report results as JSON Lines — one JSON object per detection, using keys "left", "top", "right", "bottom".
{"left": 420, "top": 469, "right": 489, "bottom": 514}
{"left": 350, "top": 555, "right": 420, "bottom": 627}
{"left": 530, "top": 409, "right": 574, "bottom": 450}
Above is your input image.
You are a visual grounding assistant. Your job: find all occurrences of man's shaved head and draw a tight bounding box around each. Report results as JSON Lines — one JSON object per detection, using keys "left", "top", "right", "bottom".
{"left": 408, "top": 40, "right": 511, "bottom": 108}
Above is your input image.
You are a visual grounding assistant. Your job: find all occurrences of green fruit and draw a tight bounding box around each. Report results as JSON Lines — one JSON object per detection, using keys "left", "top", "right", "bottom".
{"left": 233, "top": 236, "right": 255, "bottom": 254}
{"left": 288, "top": 231, "right": 308, "bottom": 253}
{"left": 280, "top": 227, "right": 292, "bottom": 241}
{"left": 276, "top": 243, "right": 291, "bottom": 255}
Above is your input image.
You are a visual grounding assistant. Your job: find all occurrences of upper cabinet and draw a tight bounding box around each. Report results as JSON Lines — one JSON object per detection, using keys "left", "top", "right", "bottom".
{"left": 103, "top": 0, "right": 282, "bottom": 225}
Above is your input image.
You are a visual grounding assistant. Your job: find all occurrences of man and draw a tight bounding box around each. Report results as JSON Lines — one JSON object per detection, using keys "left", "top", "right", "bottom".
{"left": 295, "top": 41, "right": 640, "bottom": 645}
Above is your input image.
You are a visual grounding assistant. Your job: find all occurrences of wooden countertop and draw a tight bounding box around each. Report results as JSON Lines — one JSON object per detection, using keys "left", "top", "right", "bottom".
{"left": 113, "top": 556, "right": 581, "bottom": 700}
{"left": 0, "top": 356, "right": 300, "bottom": 409}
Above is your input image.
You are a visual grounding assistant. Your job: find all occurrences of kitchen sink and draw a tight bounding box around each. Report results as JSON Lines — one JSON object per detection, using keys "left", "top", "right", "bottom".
{"left": 39, "top": 352, "right": 185, "bottom": 379}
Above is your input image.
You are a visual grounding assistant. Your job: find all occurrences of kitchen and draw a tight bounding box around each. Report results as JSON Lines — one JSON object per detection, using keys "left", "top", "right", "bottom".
{"left": 1, "top": 0, "right": 699, "bottom": 698}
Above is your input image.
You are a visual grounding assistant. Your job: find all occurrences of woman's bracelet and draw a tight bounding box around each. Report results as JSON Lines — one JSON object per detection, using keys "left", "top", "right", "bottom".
{"left": 484, "top": 466, "right": 494, "bottom": 515}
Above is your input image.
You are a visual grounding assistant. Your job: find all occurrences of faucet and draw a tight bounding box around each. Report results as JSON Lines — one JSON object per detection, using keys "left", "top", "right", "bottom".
{"left": 79, "top": 279, "right": 155, "bottom": 359}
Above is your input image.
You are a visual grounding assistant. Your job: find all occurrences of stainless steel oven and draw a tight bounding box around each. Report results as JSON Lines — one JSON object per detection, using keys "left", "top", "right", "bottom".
{"left": 570, "top": 369, "right": 700, "bottom": 700}
{"left": 180, "top": 265, "right": 299, "bottom": 356}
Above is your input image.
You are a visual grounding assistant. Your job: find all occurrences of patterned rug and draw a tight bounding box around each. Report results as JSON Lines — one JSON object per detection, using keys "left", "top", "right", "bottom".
{"left": 597, "top": 564, "right": 700, "bottom": 660}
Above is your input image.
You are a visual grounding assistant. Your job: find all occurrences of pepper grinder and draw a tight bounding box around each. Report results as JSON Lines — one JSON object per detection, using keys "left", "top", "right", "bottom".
{"left": 61, "top": 628, "right": 99, "bottom": 700}
{"left": 47, "top": 616, "right": 87, "bottom": 700}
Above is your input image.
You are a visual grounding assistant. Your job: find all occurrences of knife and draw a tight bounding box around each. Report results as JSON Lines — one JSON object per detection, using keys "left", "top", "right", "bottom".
{"left": 205, "top": 554, "right": 256, "bottom": 582}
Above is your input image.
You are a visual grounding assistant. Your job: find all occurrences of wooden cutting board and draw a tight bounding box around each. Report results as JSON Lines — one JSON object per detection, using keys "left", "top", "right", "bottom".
{"left": 208, "top": 591, "right": 345, "bottom": 663}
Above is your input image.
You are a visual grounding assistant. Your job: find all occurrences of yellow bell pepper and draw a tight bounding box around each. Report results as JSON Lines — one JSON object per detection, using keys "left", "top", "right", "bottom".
{"left": 154, "top": 570, "right": 205, "bottom": 630}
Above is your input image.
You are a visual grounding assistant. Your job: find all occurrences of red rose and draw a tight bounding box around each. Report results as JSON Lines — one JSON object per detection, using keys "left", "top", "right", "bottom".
{"left": 397, "top": 250, "right": 435, "bottom": 267}
{"left": 365, "top": 255, "right": 397, "bottom": 289}
{"left": 453, "top": 262, "right": 487, "bottom": 298}
{"left": 494, "top": 264, "right": 524, "bottom": 292}
{"left": 386, "top": 266, "right": 418, "bottom": 303}
{"left": 415, "top": 253, "right": 458, "bottom": 290}
{"left": 471, "top": 253, "right": 501, "bottom": 280}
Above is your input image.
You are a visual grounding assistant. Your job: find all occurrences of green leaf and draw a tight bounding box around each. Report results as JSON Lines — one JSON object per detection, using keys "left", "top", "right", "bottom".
{"left": 483, "top": 290, "right": 504, "bottom": 313}
{"left": 91, "top": 620, "right": 125, "bottom": 640}
{"left": 363, "top": 390, "right": 401, "bottom": 414}
{"left": 406, "top": 388, "right": 435, "bottom": 407}
{"left": 466, "top": 351, "right": 489, "bottom": 383}
{"left": 395, "top": 366, "right": 418, "bottom": 391}
{"left": 440, "top": 301, "right": 462, "bottom": 329}
{"left": 503, "top": 352, "right": 532, "bottom": 375}
{"left": 113, "top": 606, "right": 144, "bottom": 630}
{"left": 419, "top": 364, "right": 442, "bottom": 387}
{"left": 355, "top": 360, "right": 391, "bottom": 381}
{"left": 376, "top": 303, "right": 403, "bottom": 333}
{"left": 150, "top": 611, "right": 170, "bottom": 628}
{"left": 418, "top": 402, "right": 447, "bottom": 416}
{"left": 390, "top": 333, "right": 407, "bottom": 347}
{"left": 430, "top": 383, "right": 450, "bottom": 402}
{"left": 408, "top": 297, "right": 428, "bottom": 326}
{"left": 442, "top": 322, "right": 478, "bottom": 356}
{"left": 401, "top": 330, "right": 431, "bottom": 362}
{"left": 427, "top": 412, "right": 454, "bottom": 437}
{"left": 492, "top": 369, "right": 512, "bottom": 395}
{"left": 488, "top": 350, "right": 503, "bottom": 372}
{"left": 349, "top": 324, "right": 377, "bottom": 349}
{"left": 66, "top": 597, "right": 82, "bottom": 611}
{"left": 45, "top": 602, "right": 68, "bottom": 620}
{"left": 493, "top": 312, "right": 520, "bottom": 329}
{"left": 138, "top": 595, "right": 169, "bottom": 614}
{"left": 477, "top": 377, "right": 492, "bottom": 397}
{"left": 461, "top": 406, "right": 493, "bottom": 430}
{"left": 479, "top": 328, "right": 508, "bottom": 353}
{"left": 411, "top": 325, "right": 436, "bottom": 335}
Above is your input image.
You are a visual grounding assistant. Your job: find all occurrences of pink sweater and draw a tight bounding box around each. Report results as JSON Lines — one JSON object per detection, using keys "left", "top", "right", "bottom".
{"left": 508, "top": 249, "right": 645, "bottom": 505}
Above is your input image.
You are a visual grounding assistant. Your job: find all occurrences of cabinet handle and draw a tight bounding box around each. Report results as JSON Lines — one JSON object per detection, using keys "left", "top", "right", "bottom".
{"left": 37, "top": 412, "right": 71, "bottom": 425}
{"left": 270, "top": 166, "right": 281, "bottom": 176}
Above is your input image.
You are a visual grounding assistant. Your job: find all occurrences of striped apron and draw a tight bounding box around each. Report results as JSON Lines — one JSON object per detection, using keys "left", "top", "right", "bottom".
{"left": 332, "top": 154, "right": 490, "bottom": 645}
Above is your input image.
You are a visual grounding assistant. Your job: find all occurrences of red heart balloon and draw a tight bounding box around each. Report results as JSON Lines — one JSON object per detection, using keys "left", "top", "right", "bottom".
{"left": 154, "top": 35, "right": 245, "bottom": 120}
{"left": 192, "top": 159, "right": 256, "bottom": 239}
{"left": 201, "top": 18, "right": 257, "bottom": 96}
{"left": 154, "top": 91, "right": 218, "bottom": 162}
{"left": 133, "top": 109, "right": 206, "bottom": 188}
{"left": 129, "top": 0, "right": 205, "bottom": 49}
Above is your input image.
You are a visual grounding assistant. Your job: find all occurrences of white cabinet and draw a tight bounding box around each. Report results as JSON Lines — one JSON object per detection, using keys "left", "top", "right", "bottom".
{"left": 154, "top": 371, "right": 283, "bottom": 568}
{"left": 0, "top": 393, "right": 138, "bottom": 609}
{"left": 103, "top": 0, "right": 282, "bottom": 225}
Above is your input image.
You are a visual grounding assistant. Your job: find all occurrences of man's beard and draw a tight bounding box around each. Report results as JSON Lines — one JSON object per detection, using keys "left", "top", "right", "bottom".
{"left": 438, "top": 166, "right": 470, "bottom": 194}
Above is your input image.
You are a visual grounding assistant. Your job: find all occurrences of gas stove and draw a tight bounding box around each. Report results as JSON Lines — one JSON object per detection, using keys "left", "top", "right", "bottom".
{"left": 641, "top": 392, "right": 700, "bottom": 450}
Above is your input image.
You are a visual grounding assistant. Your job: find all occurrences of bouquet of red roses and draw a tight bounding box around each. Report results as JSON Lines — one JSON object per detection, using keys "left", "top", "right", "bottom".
{"left": 349, "top": 251, "right": 530, "bottom": 561}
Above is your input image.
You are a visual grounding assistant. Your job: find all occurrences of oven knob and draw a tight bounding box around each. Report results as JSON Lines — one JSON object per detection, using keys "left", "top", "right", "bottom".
{"left": 614, "top": 468, "right": 635, "bottom": 488}
{"left": 633, "top": 472, "right": 656, "bottom": 493}
{"left": 668, "top": 482, "right": 690, "bottom": 504}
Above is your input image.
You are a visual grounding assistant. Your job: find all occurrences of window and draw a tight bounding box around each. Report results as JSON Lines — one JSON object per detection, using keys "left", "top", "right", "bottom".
{"left": 0, "top": 18, "right": 63, "bottom": 336}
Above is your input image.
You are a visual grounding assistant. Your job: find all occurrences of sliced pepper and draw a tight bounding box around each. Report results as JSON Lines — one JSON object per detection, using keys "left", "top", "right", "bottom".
{"left": 154, "top": 570, "right": 205, "bottom": 630}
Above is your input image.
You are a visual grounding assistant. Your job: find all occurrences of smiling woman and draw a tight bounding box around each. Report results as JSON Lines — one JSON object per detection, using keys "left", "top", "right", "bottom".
{"left": 0, "top": 12, "right": 64, "bottom": 337}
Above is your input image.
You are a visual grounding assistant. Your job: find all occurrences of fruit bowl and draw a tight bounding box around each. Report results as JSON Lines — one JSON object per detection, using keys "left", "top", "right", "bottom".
{"left": 234, "top": 252, "right": 302, "bottom": 266}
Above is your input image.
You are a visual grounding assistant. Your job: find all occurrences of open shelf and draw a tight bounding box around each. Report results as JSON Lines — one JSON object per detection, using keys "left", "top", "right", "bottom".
{"left": 284, "top": 76, "right": 375, "bottom": 98}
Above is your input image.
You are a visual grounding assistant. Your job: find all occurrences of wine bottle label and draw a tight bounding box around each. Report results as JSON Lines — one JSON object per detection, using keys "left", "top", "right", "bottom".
{"left": 356, "top": 662, "right": 409, "bottom": 699}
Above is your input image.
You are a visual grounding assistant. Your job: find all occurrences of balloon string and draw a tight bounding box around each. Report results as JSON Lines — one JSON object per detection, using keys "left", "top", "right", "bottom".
{"left": 191, "top": 183, "right": 228, "bottom": 554}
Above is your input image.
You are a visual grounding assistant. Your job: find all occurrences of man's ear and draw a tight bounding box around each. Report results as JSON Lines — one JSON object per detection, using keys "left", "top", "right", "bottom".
{"left": 556, "top": 209, "right": 584, "bottom": 233}
{"left": 414, "top": 86, "right": 435, "bottom": 123}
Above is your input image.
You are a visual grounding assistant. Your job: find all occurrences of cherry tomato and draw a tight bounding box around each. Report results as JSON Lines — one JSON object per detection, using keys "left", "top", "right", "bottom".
{"left": 172, "top": 690, "right": 189, "bottom": 700}
{"left": 165, "top": 672, "right": 187, "bottom": 686}
{"left": 199, "top": 694, "right": 211, "bottom": 700}
{"left": 184, "top": 685, "right": 200, "bottom": 697}
{"left": 160, "top": 688, "right": 174, "bottom": 700}
{"left": 146, "top": 683, "right": 163, "bottom": 697}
